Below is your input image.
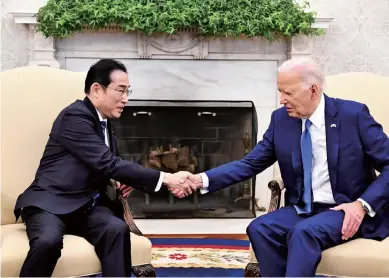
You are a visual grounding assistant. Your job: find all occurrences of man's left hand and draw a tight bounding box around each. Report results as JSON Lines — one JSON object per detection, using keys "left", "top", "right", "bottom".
{"left": 116, "top": 181, "right": 133, "bottom": 198}
{"left": 331, "top": 200, "right": 366, "bottom": 240}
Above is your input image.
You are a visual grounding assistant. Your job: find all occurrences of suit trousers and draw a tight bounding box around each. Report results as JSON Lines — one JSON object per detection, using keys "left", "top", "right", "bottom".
{"left": 246, "top": 203, "right": 360, "bottom": 277}
{"left": 19, "top": 204, "right": 131, "bottom": 277}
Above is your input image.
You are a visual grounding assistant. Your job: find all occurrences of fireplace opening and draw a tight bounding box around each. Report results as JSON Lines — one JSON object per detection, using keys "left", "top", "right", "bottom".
{"left": 112, "top": 100, "right": 258, "bottom": 219}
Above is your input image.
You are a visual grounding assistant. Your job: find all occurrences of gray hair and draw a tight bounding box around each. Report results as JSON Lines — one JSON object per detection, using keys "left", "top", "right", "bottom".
{"left": 278, "top": 57, "right": 326, "bottom": 91}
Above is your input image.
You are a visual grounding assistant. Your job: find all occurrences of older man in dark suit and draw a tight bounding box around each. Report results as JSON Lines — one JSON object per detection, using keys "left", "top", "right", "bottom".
{"left": 178, "top": 57, "right": 389, "bottom": 276}
{"left": 14, "top": 59, "right": 193, "bottom": 277}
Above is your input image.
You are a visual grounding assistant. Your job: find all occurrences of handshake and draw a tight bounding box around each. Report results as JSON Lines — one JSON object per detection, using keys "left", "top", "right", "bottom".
{"left": 162, "top": 171, "right": 204, "bottom": 198}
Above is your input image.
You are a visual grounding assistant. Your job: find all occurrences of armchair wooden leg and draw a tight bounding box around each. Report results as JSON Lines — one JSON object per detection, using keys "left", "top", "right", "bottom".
{"left": 244, "top": 262, "right": 260, "bottom": 277}
{"left": 132, "top": 264, "right": 156, "bottom": 277}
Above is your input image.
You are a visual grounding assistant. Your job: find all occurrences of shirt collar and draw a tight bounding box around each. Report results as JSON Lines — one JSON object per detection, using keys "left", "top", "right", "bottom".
{"left": 306, "top": 93, "right": 325, "bottom": 128}
{"left": 95, "top": 109, "right": 106, "bottom": 122}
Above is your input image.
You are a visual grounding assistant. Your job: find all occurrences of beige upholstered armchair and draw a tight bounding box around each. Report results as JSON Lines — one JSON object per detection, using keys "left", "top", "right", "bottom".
{"left": 1, "top": 67, "right": 155, "bottom": 277}
{"left": 244, "top": 72, "right": 389, "bottom": 277}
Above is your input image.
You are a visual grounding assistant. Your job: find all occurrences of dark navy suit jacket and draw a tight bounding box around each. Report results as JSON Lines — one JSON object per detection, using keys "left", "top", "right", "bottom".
{"left": 14, "top": 97, "right": 160, "bottom": 219}
{"left": 205, "top": 95, "right": 389, "bottom": 239}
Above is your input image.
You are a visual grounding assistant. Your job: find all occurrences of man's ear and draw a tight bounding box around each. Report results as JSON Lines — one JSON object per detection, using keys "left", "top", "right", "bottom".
{"left": 91, "top": 83, "right": 101, "bottom": 97}
{"left": 310, "top": 84, "right": 320, "bottom": 99}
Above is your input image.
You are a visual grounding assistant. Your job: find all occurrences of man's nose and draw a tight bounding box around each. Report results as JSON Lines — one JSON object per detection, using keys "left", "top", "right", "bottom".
{"left": 121, "top": 95, "right": 128, "bottom": 103}
{"left": 280, "top": 96, "right": 287, "bottom": 105}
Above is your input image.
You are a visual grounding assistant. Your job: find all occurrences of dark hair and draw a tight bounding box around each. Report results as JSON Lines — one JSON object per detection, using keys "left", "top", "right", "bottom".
{"left": 84, "top": 59, "right": 127, "bottom": 94}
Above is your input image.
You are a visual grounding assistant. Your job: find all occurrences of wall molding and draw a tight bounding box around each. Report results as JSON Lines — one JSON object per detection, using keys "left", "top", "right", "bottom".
{"left": 10, "top": 11, "right": 333, "bottom": 68}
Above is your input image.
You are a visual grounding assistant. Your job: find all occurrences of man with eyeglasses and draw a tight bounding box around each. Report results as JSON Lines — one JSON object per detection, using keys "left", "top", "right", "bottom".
{"left": 14, "top": 59, "right": 196, "bottom": 277}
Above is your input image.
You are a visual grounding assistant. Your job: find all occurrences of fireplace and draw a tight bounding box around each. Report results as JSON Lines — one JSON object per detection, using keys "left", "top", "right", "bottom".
{"left": 112, "top": 100, "right": 257, "bottom": 218}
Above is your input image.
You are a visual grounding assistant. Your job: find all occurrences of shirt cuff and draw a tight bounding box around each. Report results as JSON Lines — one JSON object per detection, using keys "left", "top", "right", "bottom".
{"left": 155, "top": 172, "right": 164, "bottom": 192}
{"left": 358, "top": 198, "right": 376, "bottom": 217}
{"left": 199, "top": 173, "right": 209, "bottom": 194}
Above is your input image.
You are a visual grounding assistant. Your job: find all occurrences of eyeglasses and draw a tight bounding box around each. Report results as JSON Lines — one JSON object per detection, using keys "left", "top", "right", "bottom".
{"left": 101, "top": 85, "right": 132, "bottom": 98}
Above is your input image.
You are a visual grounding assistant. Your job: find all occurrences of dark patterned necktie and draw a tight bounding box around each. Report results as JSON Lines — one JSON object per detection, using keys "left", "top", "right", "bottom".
{"left": 100, "top": 120, "right": 107, "bottom": 134}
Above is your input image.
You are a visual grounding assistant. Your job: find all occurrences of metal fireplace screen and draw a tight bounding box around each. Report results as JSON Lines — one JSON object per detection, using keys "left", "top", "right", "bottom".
{"left": 111, "top": 100, "right": 258, "bottom": 219}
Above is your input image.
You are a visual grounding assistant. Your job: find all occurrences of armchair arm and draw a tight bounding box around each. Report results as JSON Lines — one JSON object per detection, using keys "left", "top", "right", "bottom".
{"left": 109, "top": 180, "right": 143, "bottom": 236}
{"left": 267, "top": 176, "right": 284, "bottom": 212}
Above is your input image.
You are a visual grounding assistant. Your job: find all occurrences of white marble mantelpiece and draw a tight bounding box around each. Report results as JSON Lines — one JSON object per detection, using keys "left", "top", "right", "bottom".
{"left": 10, "top": 9, "right": 333, "bottom": 234}
{"left": 11, "top": 11, "right": 333, "bottom": 68}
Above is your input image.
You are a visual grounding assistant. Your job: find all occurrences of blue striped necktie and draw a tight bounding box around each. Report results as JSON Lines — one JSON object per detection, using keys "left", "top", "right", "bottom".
{"left": 294, "top": 119, "right": 313, "bottom": 215}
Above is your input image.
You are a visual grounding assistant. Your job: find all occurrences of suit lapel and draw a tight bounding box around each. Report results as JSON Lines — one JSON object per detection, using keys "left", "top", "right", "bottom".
{"left": 82, "top": 97, "right": 105, "bottom": 140}
{"left": 324, "top": 95, "right": 340, "bottom": 190}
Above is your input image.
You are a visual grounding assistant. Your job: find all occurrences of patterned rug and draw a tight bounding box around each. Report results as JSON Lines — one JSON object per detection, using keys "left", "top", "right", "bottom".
{"left": 89, "top": 237, "right": 331, "bottom": 277}
{"left": 150, "top": 237, "right": 250, "bottom": 277}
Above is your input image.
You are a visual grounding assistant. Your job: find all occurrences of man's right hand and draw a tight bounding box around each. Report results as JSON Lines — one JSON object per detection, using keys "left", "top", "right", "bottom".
{"left": 188, "top": 174, "right": 203, "bottom": 188}
{"left": 163, "top": 171, "right": 200, "bottom": 198}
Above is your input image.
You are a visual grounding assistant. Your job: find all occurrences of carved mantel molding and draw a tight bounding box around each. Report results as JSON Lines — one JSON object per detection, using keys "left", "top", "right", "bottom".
{"left": 11, "top": 11, "right": 333, "bottom": 67}
{"left": 136, "top": 30, "right": 208, "bottom": 60}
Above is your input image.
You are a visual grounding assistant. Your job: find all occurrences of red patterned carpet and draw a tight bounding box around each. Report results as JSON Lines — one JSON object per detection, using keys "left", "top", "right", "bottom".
{"left": 149, "top": 237, "right": 250, "bottom": 277}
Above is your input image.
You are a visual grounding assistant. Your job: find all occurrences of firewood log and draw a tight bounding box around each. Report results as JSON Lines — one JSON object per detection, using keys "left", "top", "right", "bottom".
{"left": 162, "top": 153, "right": 178, "bottom": 171}
{"left": 178, "top": 164, "right": 195, "bottom": 173}
{"left": 190, "top": 154, "right": 197, "bottom": 167}
{"left": 177, "top": 146, "right": 190, "bottom": 167}
{"left": 149, "top": 147, "right": 162, "bottom": 168}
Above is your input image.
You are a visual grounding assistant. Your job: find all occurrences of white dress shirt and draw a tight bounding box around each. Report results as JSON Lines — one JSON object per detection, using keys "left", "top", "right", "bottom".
{"left": 95, "top": 109, "right": 164, "bottom": 191}
{"left": 303, "top": 93, "right": 334, "bottom": 204}
{"left": 96, "top": 109, "right": 109, "bottom": 147}
{"left": 199, "top": 95, "right": 375, "bottom": 216}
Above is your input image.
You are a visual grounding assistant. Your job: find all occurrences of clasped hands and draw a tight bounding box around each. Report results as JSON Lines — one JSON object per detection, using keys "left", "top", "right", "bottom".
{"left": 163, "top": 171, "right": 203, "bottom": 198}
{"left": 111, "top": 171, "right": 201, "bottom": 199}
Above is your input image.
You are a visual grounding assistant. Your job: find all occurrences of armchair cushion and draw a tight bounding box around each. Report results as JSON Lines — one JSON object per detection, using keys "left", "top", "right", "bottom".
{"left": 1, "top": 223, "right": 152, "bottom": 277}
